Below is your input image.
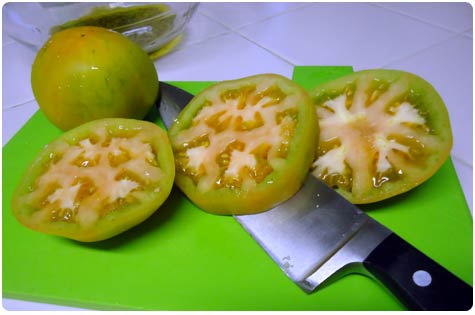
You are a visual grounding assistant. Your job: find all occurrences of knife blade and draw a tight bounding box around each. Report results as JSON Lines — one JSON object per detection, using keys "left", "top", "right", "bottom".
{"left": 157, "top": 81, "right": 472, "bottom": 311}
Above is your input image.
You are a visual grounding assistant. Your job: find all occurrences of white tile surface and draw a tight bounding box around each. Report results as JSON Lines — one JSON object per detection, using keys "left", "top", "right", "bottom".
{"left": 237, "top": 3, "right": 455, "bottom": 69}
{"left": 3, "top": 298, "right": 87, "bottom": 311}
{"left": 2, "top": 31, "right": 15, "bottom": 46}
{"left": 374, "top": 2, "right": 473, "bottom": 32}
{"left": 2, "top": 100, "right": 38, "bottom": 145}
{"left": 2, "top": 41, "right": 36, "bottom": 109}
{"left": 176, "top": 10, "right": 230, "bottom": 48}
{"left": 154, "top": 32, "right": 294, "bottom": 82}
{"left": 2, "top": 2, "right": 472, "bottom": 311}
{"left": 199, "top": 2, "right": 310, "bottom": 29}
{"left": 452, "top": 157, "right": 473, "bottom": 212}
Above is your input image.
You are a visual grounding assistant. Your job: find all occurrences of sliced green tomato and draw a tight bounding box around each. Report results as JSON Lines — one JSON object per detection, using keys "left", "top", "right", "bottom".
{"left": 310, "top": 69, "right": 453, "bottom": 204}
{"left": 168, "top": 74, "right": 318, "bottom": 215}
{"left": 11, "top": 118, "right": 175, "bottom": 242}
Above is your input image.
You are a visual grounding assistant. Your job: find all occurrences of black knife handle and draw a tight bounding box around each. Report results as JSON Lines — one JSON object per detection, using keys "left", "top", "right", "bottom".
{"left": 363, "top": 233, "right": 472, "bottom": 311}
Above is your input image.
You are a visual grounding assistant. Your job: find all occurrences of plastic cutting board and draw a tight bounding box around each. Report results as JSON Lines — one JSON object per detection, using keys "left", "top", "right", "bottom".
{"left": 3, "top": 66, "right": 472, "bottom": 310}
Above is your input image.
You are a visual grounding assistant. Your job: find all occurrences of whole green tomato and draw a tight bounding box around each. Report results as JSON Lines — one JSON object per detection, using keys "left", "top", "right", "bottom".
{"left": 31, "top": 26, "right": 159, "bottom": 131}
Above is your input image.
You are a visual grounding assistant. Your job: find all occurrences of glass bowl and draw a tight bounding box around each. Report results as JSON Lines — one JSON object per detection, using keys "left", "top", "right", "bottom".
{"left": 3, "top": 2, "right": 198, "bottom": 59}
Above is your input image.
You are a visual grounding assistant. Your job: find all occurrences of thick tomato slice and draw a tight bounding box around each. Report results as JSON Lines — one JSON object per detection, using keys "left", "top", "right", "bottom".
{"left": 11, "top": 118, "right": 175, "bottom": 242}
{"left": 168, "top": 74, "right": 317, "bottom": 215}
{"left": 310, "top": 69, "right": 453, "bottom": 204}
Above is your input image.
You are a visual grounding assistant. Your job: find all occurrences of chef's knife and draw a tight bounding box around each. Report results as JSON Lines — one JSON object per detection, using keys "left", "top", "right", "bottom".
{"left": 157, "top": 81, "right": 472, "bottom": 311}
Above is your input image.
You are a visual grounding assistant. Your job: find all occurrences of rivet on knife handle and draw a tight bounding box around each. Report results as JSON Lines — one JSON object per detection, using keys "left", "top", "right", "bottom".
{"left": 363, "top": 233, "right": 472, "bottom": 311}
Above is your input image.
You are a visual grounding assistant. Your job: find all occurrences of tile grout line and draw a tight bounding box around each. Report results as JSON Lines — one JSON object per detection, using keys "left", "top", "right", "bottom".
{"left": 370, "top": 3, "right": 471, "bottom": 34}
{"left": 451, "top": 154, "right": 473, "bottom": 169}
{"left": 3, "top": 98, "right": 37, "bottom": 111}
{"left": 233, "top": 30, "right": 296, "bottom": 68}
{"left": 198, "top": 3, "right": 314, "bottom": 33}
{"left": 193, "top": 11, "right": 297, "bottom": 69}
{"left": 195, "top": 3, "right": 322, "bottom": 68}
{"left": 381, "top": 31, "right": 471, "bottom": 69}
{"left": 2, "top": 39, "right": 16, "bottom": 48}
{"left": 162, "top": 12, "right": 235, "bottom": 55}
{"left": 233, "top": 2, "right": 314, "bottom": 30}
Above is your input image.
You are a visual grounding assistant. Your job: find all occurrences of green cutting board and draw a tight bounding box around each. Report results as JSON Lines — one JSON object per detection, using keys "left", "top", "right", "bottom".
{"left": 3, "top": 66, "right": 472, "bottom": 311}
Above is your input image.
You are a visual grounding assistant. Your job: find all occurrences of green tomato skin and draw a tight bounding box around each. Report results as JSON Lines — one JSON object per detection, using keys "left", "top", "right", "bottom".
{"left": 169, "top": 74, "right": 318, "bottom": 215}
{"left": 31, "top": 26, "right": 159, "bottom": 131}
{"left": 11, "top": 118, "right": 175, "bottom": 242}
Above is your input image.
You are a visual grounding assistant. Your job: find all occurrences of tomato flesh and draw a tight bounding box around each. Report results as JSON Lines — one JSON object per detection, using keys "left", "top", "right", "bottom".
{"left": 310, "top": 69, "right": 453, "bottom": 204}
{"left": 169, "top": 74, "right": 317, "bottom": 215}
{"left": 11, "top": 118, "right": 175, "bottom": 242}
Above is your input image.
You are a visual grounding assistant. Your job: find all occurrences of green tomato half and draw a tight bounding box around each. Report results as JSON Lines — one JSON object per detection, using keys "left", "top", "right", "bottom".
{"left": 11, "top": 118, "right": 175, "bottom": 242}
{"left": 310, "top": 69, "right": 453, "bottom": 204}
{"left": 168, "top": 74, "right": 318, "bottom": 215}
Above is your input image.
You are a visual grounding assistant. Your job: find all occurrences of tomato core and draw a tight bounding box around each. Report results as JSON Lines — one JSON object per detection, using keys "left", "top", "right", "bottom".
{"left": 174, "top": 83, "right": 299, "bottom": 191}
{"left": 311, "top": 70, "right": 452, "bottom": 203}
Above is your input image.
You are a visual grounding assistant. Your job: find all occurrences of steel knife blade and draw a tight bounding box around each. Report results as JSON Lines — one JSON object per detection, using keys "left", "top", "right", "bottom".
{"left": 157, "top": 81, "right": 472, "bottom": 311}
